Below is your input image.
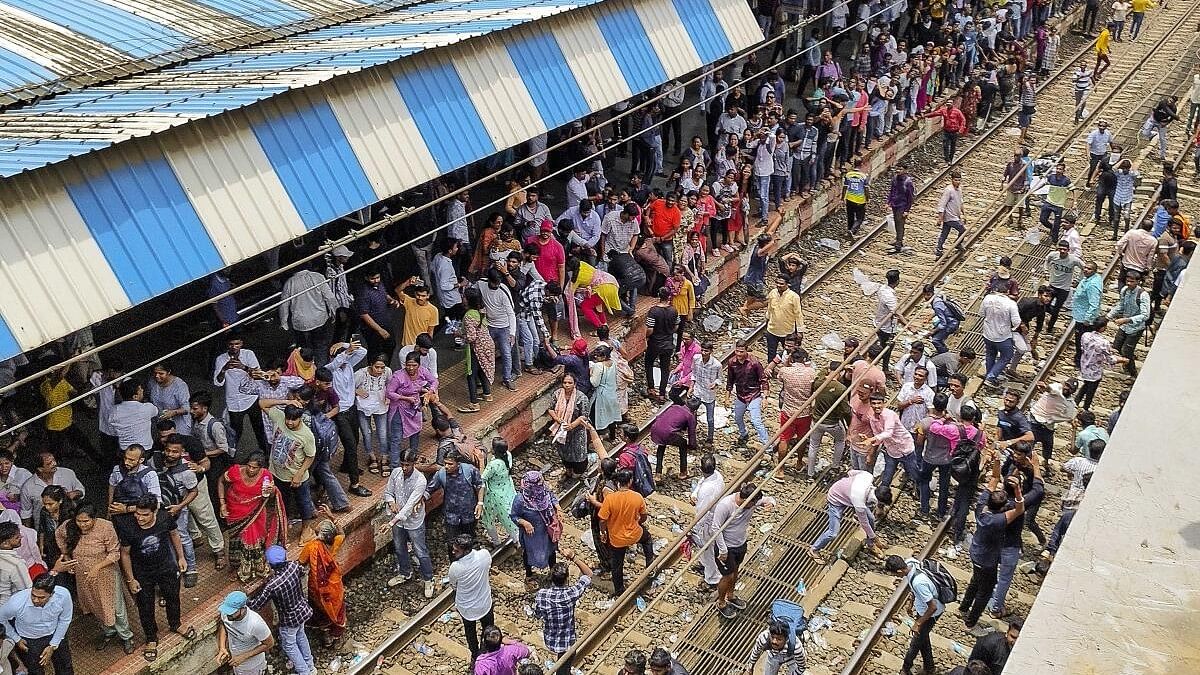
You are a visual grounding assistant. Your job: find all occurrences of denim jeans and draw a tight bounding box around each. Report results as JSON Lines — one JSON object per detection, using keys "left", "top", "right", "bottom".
{"left": 357, "top": 411, "right": 388, "bottom": 459}
{"left": 930, "top": 327, "right": 952, "bottom": 354}
{"left": 733, "top": 396, "right": 769, "bottom": 443}
{"left": 174, "top": 507, "right": 196, "bottom": 573}
{"left": 918, "top": 461, "right": 952, "bottom": 517}
{"left": 1046, "top": 508, "right": 1076, "bottom": 554}
{"left": 936, "top": 219, "right": 965, "bottom": 253}
{"left": 769, "top": 174, "right": 790, "bottom": 208}
{"left": 700, "top": 400, "right": 716, "bottom": 443}
{"left": 880, "top": 451, "right": 923, "bottom": 490}
{"left": 274, "top": 477, "right": 315, "bottom": 521}
{"left": 1040, "top": 203, "right": 1064, "bottom": 242}
{"left": 988, "top": 545, "right": 1022, "bottom": 614}
{"left": 279, "top": 624, "right": 315, "bottom": 675}
{"left": 808, "top": 421, "right": 847, "bottom": 477}
{"left": 387, "top": 413, "right": 419, "bottom": 466}
{"left": 949, "top": 481, "right": 977, "bottom": 544}
{"left": 755, "top": 174, "right": 771, "bottom": 219}
{"left": 984, "top": 337, "right": 1015, "bottom": 381}
{"left": 1130, "top": 11, "right": 1144, "bottom": 39}
{"left": 312, "top": 456, "right": 350, "bottom": 511}
{"left": 488, "top": 324, "right": 515, "bottom": 383}
{"left": 392, "top": 524, "right": 434, "bottom": 581}
{"left": 517, "top": 315, "right": 539, "bottom": 366}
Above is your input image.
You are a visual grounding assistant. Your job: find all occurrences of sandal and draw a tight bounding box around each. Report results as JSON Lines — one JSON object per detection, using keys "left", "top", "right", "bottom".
{"left": 381, "top": 463, "right": 392, "bottom": 477}
{"left": 214, "top": 549, "right": 227, "bottom": 571}
{"left": 143, "top": 644, "right": 158, "bottom": 662}
{"left": 175, "top": 626, "right": 197, "bottom": 641}
{"left": 457, "top": 404, "right": 481, "bottom": 413}
{"left": 368, "top": 459, "right": 381, "bottom": 475}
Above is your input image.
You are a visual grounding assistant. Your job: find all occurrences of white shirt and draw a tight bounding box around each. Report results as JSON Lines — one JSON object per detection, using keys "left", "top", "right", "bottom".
{"left": 1063, "top": 226, "right": 1083, "bottom": 258}
{"left": 476, "top": 281, "right": 516, "bottom": 331}
{"left": 279, "top": 269, "right": 336, "bottom": 332}
{"left": 431, "top": 254, "right": 462, "bottom": 308}
{"left": 395, "top": 345, "right": 438, "bottom": 376}
{"left": 89, "top": 372, "right": 123, "bottom": 437}
{"left": 446, "top": 198, "right": 469, "bottom": 242}
{"left": 980, "top": 293, "right": 1021, "bottom": 342}
{"left": 383, "top": 468, "right": 427, "bottom": 530}
{"left": 107, "top": 400, "right": 159, "bottom": 450}
{"left": 691, "top": 470, "right": 726, "bottom": 534}
{"left": 213, "top": 349, "right": 261, "bottom": 413}
{"left": 20, "top": 469, "right": 85, "bottom": 521}
{"left": 328, "top": 346, "right": 367, "bottom": 410}
{"left": 566, "top": 176, "right": 589, "bottom": 209}
{"left": 0, "top": 467, "right": 31, "bottom": 505}
{"left": 448, "top": 549, "right": 493, "bottom": 621}
{"left": 897, "top": 382, "right": 935, "bottom": 431}
{"left": 222, "top": 608, "right": 271, "bottom": 673}
{"left": 874, "top": 285, "right": 899, "bottom": 333}
{"left": 353, "top": 366, "right": 392, "bottom": 416}
{"left": 1086, "top": 129, "right": 1112, "bottom": 156}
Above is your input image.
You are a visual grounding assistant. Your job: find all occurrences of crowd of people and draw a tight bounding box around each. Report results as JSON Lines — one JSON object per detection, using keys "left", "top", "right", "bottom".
{"left": 0, "top": 1, "right": 1186, "bottom": 675}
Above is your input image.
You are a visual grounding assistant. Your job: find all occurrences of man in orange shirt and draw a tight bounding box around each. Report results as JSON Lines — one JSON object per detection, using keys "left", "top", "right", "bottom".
{"left": 598, "top": 469, "right": 654, "bottom": 596}
{"left": 646, "top": 193, "right": 682, "bottom": 269}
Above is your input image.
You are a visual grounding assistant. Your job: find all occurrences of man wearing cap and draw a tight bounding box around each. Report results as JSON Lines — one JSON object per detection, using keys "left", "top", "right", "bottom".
{"left": 1043, "top": 240, "right": 1084, "bottom": 333}
{"left": 280, "top": 263, "right": 338, "bottom": 368}
{"left": 248, "top": 546, "right": 314, "bottom": 675}
{"left": 217, "top": 591, "right": 274, "bottom": 675}
{"left": 985, "top": 257, "right": 1021, "bottom": 301}
{"left": 1084, "top": 121, "right": 1113, "bottom": 186}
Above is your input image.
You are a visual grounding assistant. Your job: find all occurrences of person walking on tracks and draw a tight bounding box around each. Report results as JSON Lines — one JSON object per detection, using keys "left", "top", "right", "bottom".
{"left": 710, "top": 482, "right": 776, "bottom": 619}
{"left": 958, "top": 447, "right": 1026, "bottom": 633}
{"left": 883, "top": 555, "right": 945, "bottom": 675}
{"left": 807, "top": 469, "right": 891, "bottom": 563}
{"left": 886, "top": 163, "right": 916, "bottom": 254}
{"left": 843, "top": 158, "right": 869, "bottom": 236}
{"left": 935, "top": 170, "right": 967, "bottom": 257}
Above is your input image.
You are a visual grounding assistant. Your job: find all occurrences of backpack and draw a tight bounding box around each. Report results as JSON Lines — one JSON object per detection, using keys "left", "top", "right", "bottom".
{"left": 949, "top": 424, "right": 981, "bottom": 483}
{"left": 305, "top": 410, "right": 339, "bottom": 462}
{"left": 916, "top": 559, "right": 958, "bottom": 604}
{"left": 937, "top": 296, "right": 966, "bottom": 331}
{"left": 769, "top": 599, "right": 808, "bottom": 655}
{"left": 156, "top": 460, "right": 191, "bottom": 508}
{"left": 113, "top": 466, "right": 153, "bottom": 505}
{"left": 206, "top": 416, "right": 239, "bottom": 455}
{"left": 619, "top": 445, "right": 656, "bottom": 497}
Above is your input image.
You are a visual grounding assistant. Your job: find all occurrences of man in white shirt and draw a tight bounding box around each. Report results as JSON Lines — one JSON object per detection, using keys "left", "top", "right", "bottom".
{"left": 1084, "top": 121, "right": 1113, "bottom": 186}
{"left": 381, "top": 454, "right": 434, "bottom": 597}
{"left": 431, "top": 239, "right": 465, "bottom": 320}
{"left": 934, "top": 170, "right": 966, "bottom": 257}
{"left": 107, "top": 379, "right": 159, "bottom": 451}
{"left": 874, "top": 269, "right": 910, "bottom": 370}
{"left": 20, "top": 452, "right": 84, "bottom": 524}
{"left": 892, "top": 341, "right": 934, "bottom": 384}
{"left": 897, "top": 366, "right": 935, "bottom": 432}
{"left": 477, "top": 269, "right": 518, "bottom": 389}
{"left": 213, "top": 336, "right": 266, "bottom": 450}
{"left": 447, "top": 535, "right": 494, "bottom": 659}
{"left": 565, "top": 168, "right": 590, "bottom": 212}
{"left": 690, "top": 455, "right": 725, "bottom": 592}
{"left": 217, "top": 591, "right": 275, "bottom": 675}
{"left": 980, "top": 279, "right": 1022, "bottom": 387}
{"left": 325, "top": 342, "right": 369, "bottom": 498}
{"left": 279, "top": 265, "right": 337, "bottom": 367}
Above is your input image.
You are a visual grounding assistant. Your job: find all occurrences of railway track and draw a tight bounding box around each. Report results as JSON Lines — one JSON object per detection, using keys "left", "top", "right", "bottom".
{"left": 326, "top": 7, "right": 1200, "bottom": 675}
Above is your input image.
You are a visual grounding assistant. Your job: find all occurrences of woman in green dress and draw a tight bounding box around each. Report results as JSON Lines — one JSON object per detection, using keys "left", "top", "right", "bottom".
{"left": 480, "top": 437, "right": 519, "bottom": 545}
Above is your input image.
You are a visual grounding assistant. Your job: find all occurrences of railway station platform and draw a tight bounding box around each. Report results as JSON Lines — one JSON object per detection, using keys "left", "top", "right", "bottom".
{"left": 79, "top": 109, "right": 943, "bottom": 675}
{"left": 1004, "top": 263, "right": 1200, "bottom": 672}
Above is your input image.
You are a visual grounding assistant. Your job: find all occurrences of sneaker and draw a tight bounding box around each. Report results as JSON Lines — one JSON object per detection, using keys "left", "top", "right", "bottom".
{"left": 424, "top": 581, "right": 435, "bottom": 599}
{"left": 717, "top": 603, "right": 738, "bottom": 619}
{"left": 503, "top": 380, "right": 517, "bottom": 391}
{"left": 387, "top": 572, "right": 412, "bottom": 587}
{"left": 727, "top": 595, "right": 748, "bottom": 610}
{"left": 968, "top": 623, "right": 993, "bottom": 638}
{"left": 349, "top": 485, "right": 373, "bottom": 498}
{"left": 183, "top": 572, "right": 198, "bottom": 588}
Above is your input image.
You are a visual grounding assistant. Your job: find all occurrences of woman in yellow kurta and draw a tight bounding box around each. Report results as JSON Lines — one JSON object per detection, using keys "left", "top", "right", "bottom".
{"left": 567, "top": 259, "right": 622, "bottom": 337}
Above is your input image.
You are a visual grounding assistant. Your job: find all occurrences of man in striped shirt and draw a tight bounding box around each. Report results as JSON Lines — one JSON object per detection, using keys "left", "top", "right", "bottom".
{"left": 742, "top": 620, "right": 807, "bottom": 675}
{"left": 688, "top": 342, "right": 722, "bottom": 445}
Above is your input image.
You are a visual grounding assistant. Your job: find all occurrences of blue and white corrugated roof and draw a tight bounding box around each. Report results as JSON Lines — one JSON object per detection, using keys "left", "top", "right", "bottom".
{"left": 0, "top": 0, "right": 613, "bottom": 177}
{"left": 0, "top": 0, "right": 763, "bottom": 360}
{"left": 0, "top": 0, "right": 420, "bottom": 106}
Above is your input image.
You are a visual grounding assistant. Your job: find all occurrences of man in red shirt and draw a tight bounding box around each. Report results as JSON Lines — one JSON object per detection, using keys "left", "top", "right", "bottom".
{"left": 925, "top": 101, "right": 967, "bottom": 165}
{"left": 645, "top": 192, "right": 682, "bottom": 267}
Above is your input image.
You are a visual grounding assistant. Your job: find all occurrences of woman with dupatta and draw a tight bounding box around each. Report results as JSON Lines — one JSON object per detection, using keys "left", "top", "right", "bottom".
{"left": 509, "top": 471, "right": 563, "bottom": 589}
{"left": 547, "top": 373, "right": 590, "bottom": 482}
{"left": 299, "top": 506, "right": 346, "bottom": 648}
{"left": 219, "top": 451, "right": 285, "bottom": 582}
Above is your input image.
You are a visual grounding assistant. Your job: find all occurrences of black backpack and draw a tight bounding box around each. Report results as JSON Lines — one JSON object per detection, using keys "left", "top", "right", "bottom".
{"left": 949, "top": 424, "right": 981, "bottom": 483}
{"left": 916, "top": 559, "right": 958, "bottom": 604}
{"left": 156, "top": 460, "right": 192, "bottom": 508}
{"left": 620, "top": 445, "right": 656, "bottom": 497}
{"left": 113, "top": 466, "right": 153, "bottom": 505}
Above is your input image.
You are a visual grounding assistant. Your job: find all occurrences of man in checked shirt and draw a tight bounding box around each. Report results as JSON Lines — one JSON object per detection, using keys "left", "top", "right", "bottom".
{"left": 533, "top": 548, "right": 593, "bottom": 673}
{"left": 248, "top": 546, "right": 314, "bottom": 675}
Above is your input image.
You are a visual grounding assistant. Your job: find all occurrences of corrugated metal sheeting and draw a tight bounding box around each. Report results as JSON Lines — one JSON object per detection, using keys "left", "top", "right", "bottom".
{"left": 0, "top": 0, "right": 762, "bottom": 359}
{"left": 0, "top": 0, "right": 405, "bottom": 107}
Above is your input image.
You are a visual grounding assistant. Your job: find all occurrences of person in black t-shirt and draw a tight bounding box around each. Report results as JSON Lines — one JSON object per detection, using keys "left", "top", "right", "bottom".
{"left": 117, "top": 496, "right": 195, "bottom": 661}
{"left": 152, "top": 419, "right": 226, "bottom": 575}
{"left": 644, "top": 288, "right": 679, "bottom": 402}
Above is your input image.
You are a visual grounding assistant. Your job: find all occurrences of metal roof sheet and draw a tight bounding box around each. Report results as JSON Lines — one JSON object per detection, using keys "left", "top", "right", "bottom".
{"left": 0, "top": 0, "right": 597, "bottom": 176}
{"left": 0, "top": 0, "right": 414, "bottom": 107}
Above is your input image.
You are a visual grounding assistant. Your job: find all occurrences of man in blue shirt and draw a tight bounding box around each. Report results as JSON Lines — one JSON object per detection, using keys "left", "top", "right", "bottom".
{"left": 885, "top": 555, "right": 945, "bottom": 675}
{"left": 1070, "top": 260, "right": 1103, "bottom": 367}
{"left": 0, "top": 573, "right": 74, "bottom": 675}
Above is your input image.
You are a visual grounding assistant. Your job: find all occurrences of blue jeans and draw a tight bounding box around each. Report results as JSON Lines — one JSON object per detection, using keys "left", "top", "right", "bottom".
{"left": 812, "top": 502, "right": 844, "bottom": 552}
{"left": 357, "top": 410, "right": 388, "bottom": 459}
{"left": 988, "top": 545, "right": 1022, "bottom": 614}
{"left": 489, "top": 325, "right": 515, "bottom": 383}
{"left": 275, "top": 478, "right": 315, "bottom": 521}
{"left": 930, "top": 327, "right": 952, "bottom": 354}
{"left": 517, "top": 316, "right": 539, "bottom": 366}
{"left": 919, "top": 462, "right": 952, "bottom": 517}
{"left": 733, "top": 396, "right": 769, "bottom": 443}
{"left": 1040, "top": 203, "right": 1064, "bottom": 242}
{"left": 279, "top": 624, "right": 315, "bottom": 675}
{"left": 387, "top": 413, "right": 419, "bottom": 466}
{"left": 1130, "top": 11, "right": 1144, "bottom": 39}
{"left": 880, "top": 451, "right": 923, "bottom": 491}
{"left": 392, "top": 523, "right": 434, "bottom": 581}
{"left": 755, "top": 174, "right": 771, "bottom": 219}
{"left": 312, "top": 455, "right": 350, "bottom": 511}
{"left": 174, "top": 507, "right": 196, "bottom": 573}
{"left": 700, "top": 400, "right": 716, "bottom": 443}
{"left": 984, "top": 337, "right": 1015, "bottom": 381}
{"left": 770, "top": 173, "right": 790, "bottom": 208}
